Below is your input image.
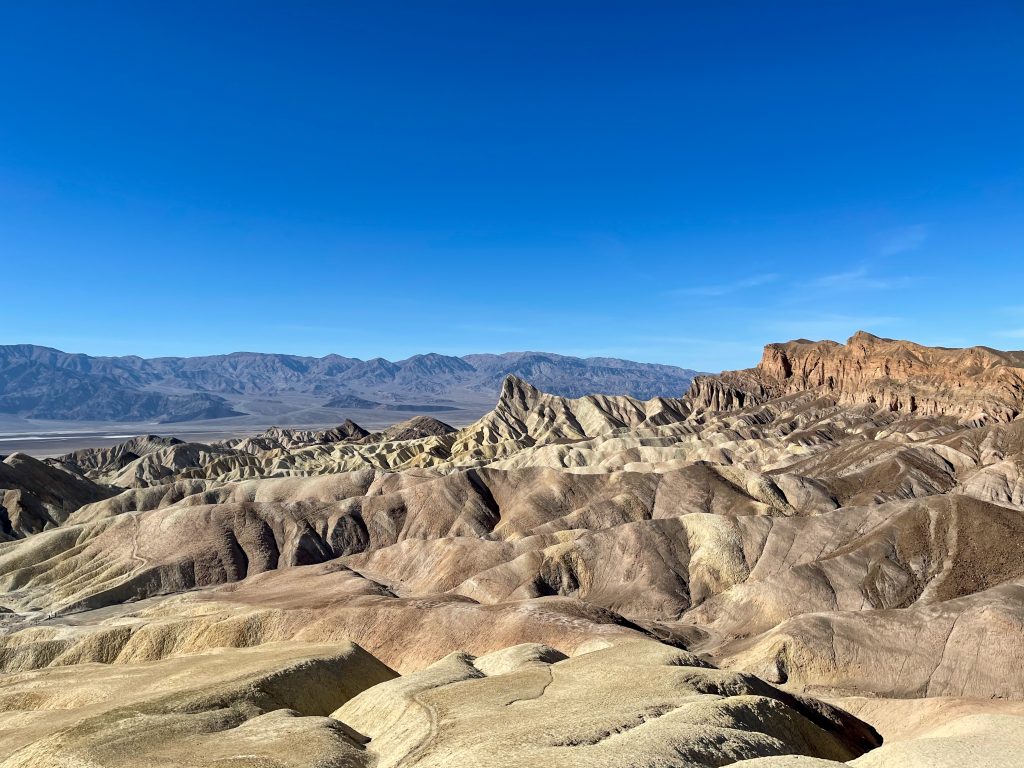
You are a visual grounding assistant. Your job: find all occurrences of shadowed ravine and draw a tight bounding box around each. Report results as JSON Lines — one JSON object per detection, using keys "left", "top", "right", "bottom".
{"left": 1, "top": 332, "right": 1023, "bottom": 766}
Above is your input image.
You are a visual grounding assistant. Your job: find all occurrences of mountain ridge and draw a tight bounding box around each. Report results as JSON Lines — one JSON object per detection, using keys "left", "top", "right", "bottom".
{"left": 0, "top": 344, "right": 701, "bottom": 423}
{"left": 2, "top": 332, "right": 1024, "bottom": 765}
{"left": 687, "top": 330, "right": 1024, "bottom": 424}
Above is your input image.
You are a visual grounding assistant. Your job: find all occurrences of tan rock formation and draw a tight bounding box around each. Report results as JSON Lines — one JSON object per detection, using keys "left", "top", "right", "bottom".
{"left": 3, "top": 333, "right": 1024, "bottom": 765}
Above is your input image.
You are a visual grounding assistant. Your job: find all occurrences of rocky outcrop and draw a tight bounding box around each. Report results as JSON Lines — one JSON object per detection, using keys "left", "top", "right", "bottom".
{"left": 4, "top": 334, "right": 1024, "bottom": 766}
{"left": 0, "top": 453, "right": 114, "bottom": 539}
{"left": 358, "top": 415, "right": 456, "bottom": 443}
{"left": 695, "top": 331, "right": 1024, "bottom": 424}
{"left": 684, "top": 371, "right": 771, "bottom": 416}
{"left": 52, "top": 434, "right": 184, "bottom": 475}
{"left": 445, "top": 375, "right": 692, "bottom": 462}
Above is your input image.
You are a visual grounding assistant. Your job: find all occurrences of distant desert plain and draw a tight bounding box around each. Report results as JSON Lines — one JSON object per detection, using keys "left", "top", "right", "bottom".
{"left": 0, "top": 346, "right": 697, "bottom": 456}
{"left": 1, "top": 333, "right": 1023, "bottom": 766}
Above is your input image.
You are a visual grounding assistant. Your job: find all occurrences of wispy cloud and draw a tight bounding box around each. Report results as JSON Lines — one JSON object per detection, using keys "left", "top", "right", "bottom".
{"left": 981, "top": 308, "right": 1024, "bottom": 343}
{"left": 996, "top": 305, "right": 1024, "bottom": 316}
{"left": 808, "top": 267, "right": 895, "bottom": 291}
{"left": 672, "top": 273, "right": 779, "bottom": 297}
{"left": 880, "top": 224, "right": 929, "bottom": 256}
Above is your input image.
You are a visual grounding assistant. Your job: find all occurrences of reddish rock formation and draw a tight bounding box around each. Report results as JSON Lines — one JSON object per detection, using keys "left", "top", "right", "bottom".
{"left": 690, "top": 331, "right": 1024, "bottom": 423}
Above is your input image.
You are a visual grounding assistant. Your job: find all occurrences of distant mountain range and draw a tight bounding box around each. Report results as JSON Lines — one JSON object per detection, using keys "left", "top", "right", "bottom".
{"left": 0, "top": 345, "right": 701, "bottom": 423}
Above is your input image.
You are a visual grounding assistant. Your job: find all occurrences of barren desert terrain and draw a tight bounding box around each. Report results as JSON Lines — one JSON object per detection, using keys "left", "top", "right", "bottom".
{"left": 1, "top": 332, "right": 1023, "bottom": 765}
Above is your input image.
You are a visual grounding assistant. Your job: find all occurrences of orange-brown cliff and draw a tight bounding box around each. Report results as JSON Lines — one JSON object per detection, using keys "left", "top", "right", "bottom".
{"left": 689, "top": 331, "right": 1024, "bottom": 424}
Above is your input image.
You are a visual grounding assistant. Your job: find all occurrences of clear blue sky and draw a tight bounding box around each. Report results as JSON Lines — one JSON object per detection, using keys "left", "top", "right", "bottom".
{"left": 1, "top": 2, "right": 1021, "bottom": 371}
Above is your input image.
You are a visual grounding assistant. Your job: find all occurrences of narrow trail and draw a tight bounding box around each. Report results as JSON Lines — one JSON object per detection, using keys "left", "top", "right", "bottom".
{"left": 128, "top": 513, "right": 147, "bottom": 569}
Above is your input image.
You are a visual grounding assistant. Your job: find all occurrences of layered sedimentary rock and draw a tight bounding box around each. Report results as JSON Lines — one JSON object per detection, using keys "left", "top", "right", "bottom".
{"left": 1, "top": 332, "right": 1023, "bottom": 766}
{"left": 0, "top": 452, "right": 114, "bottom": 540}
{"left": 703, "top": 330, "right": 1024, "bottom": 423}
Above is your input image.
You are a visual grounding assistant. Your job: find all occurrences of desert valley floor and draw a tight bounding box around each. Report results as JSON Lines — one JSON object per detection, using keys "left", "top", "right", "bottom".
{"left": 1, "top": 332, "right": 1023, "bottom": 766}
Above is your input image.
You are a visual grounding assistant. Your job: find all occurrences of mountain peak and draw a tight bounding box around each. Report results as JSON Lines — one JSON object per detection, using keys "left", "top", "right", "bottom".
{"left": 498, "top": 374, "right": 543, "bottom": 409}
{"left": 847, "top": 330, "right": 887, "bottom": 344}
{"left": 0, "top": 344, "right": 699, "bottom": 424}
{"left": 732, "top": 333, "right": 1024, "bottom": 423}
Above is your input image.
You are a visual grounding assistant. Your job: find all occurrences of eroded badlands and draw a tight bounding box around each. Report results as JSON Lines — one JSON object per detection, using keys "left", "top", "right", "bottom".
{"left": 2, "top": 332, "right": 1023, "bottom": 766}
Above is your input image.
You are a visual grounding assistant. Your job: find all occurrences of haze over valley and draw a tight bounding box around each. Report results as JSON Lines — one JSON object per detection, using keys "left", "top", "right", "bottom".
{"left": 0, "top": 345, "right": 698, "bottom": 455}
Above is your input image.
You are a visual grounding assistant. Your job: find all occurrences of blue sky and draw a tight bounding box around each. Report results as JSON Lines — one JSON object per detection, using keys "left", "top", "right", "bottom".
{"left": 1, "top": 1, "right": 1022, "bottom": 371}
